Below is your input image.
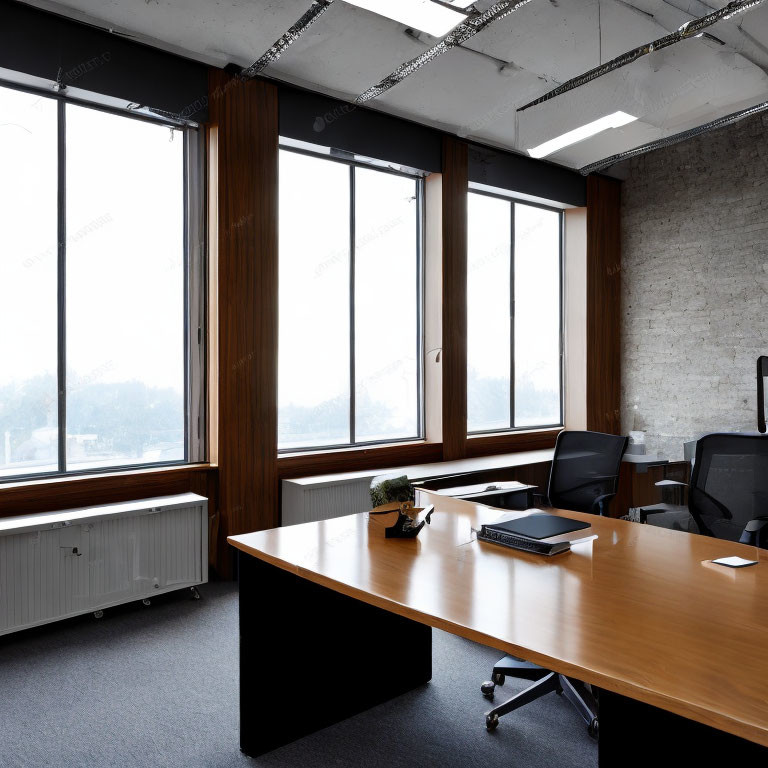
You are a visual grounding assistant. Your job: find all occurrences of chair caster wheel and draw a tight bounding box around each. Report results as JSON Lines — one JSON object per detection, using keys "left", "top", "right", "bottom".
{"left": 486, "top": 713, "right": 499, "bottom": 731}
{"left": 480, "top": 681, "right": 495, "bottom": 699}
{"left": 190, "top": 586, "right": 201, "bottom": 600}
{"left": 93, "top": 610, "right": 104, "bottom": 619}
{"left": 142, "top": 599, "right": 151, "bottom": 606}
{"left": 492, "top": 672, "right": 505, "bottom": 686}
{"left": 588, "top": 718, "right": 599, "bottom": 738}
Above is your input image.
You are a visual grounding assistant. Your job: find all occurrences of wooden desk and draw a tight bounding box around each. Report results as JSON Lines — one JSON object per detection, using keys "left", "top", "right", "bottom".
{"left": 229, "top": 494, "right": 768, "bottom": 763}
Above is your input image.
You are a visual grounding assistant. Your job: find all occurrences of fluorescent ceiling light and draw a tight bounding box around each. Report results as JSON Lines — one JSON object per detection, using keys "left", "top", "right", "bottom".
{"left": 527, "top": 111, "right": 638, "bottom": 159}
{"left": 344, "top": 0, "right": 465, "bottom": 37}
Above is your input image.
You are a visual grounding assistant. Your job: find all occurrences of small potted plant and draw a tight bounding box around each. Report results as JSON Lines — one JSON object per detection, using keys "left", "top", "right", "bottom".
{"left": 369, "top": 475, "right": 433, "bottom": 538}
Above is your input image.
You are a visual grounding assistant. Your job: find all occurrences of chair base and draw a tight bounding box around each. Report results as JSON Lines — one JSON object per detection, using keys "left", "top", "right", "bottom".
{"left": 482, "top": 656, "right": 598, "bottom": 738}
{"left": 491, "top": 655, "right": 551, "bottom": 683}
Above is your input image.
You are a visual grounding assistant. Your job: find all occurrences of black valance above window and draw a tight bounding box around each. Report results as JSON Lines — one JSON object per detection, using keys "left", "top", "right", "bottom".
{"left": 1, "top": 0, "right": 209, "bottom": 122}
{"left": 468, "top": 143, "right": 586, "bottom": 207}
{"left": 278, "top": 84, "right": 443, "bottom": 174}
{"left": 278, "top": 85, "right": 586, "bottom": 204}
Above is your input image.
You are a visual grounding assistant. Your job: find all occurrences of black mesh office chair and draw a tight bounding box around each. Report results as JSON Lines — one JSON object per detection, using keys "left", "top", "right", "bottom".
{"left": 688, "top": 433, "right": 768, "bottom": 547}
{"left": 481, "top": 430, "right": 628, "bottom": 738}
{"left": 541, "top": 430, "right": 629, "bottom": 515}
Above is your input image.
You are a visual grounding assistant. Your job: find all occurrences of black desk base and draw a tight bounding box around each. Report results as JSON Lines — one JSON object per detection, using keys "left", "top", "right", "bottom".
{"left": 238, "top": 552, "right": 767, "bottom": 762}
{"left": 238, "top": 551, "right": 432, "bottom": 758}
{"left": 597, "top": 689, "right": 768, "bottom": 765}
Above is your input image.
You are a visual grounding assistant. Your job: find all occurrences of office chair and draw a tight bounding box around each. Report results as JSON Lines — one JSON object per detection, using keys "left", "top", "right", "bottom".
{"left": 537, "top": 430, "right": 629, "bottom": 515}
{"left": 481, "top": 429, "right": 628, "bottom": 738}
{"left": 687, "top": 433, "right": 768, "bottom": 548}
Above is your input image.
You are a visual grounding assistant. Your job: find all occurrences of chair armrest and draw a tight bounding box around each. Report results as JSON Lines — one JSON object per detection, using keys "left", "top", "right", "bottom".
{"left": 739, "top": 516, "right": 768, "bottom": 548}
{"left": 591, "top": 493, "right": 616, "bottom": 516}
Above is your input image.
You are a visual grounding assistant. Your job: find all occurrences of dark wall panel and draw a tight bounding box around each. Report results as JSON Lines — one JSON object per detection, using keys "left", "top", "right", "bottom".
{"left": 469, "top": 143, "right": 586, "bottom": 207}
{"left": 586, "top": 174, "right": 622, "bottom": 434}
{"left": 278, "top": 85, "right": 442, "bottom": 172}
{"left": 209, "top": 71, "right": 279, "bottom": 574}
{"left": 1, "top": 0, "right": 208, "bottom": 121}
{"left": 442, "top": 136, "right": 468, "bottom": 461}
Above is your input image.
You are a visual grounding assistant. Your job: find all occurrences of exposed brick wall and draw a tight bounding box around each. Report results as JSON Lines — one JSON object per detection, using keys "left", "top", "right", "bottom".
{"left": 620, "top": 112, "right": 768, "bottom": 460}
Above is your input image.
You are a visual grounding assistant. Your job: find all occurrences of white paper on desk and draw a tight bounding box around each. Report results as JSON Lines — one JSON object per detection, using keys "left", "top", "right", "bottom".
{"left": 435, "top": 481, "right": 529, "bottom": 497}
{"left": 711, "top": 556, "right": 758, "bottom": 568}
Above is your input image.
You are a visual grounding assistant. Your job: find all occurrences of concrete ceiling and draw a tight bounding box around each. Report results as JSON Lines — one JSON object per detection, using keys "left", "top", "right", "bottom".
{"left": 19, "top": 0, "right": 768, "bottom": 172}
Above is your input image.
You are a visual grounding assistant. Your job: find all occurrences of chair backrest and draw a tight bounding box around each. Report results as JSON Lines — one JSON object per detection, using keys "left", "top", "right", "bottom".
{"left": 548, "top": 430, "right": 628, "bottom": 515}
{"left": 689, "top": 433, "right": 768, "bottom": 541}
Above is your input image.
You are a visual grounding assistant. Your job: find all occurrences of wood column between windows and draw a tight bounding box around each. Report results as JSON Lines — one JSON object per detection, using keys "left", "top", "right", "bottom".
{"left": 586, "top": 174, "right": 622, "bottom": 435}
{"left": 441, "top": 136, "right": 468, "bottom": 461}
{"left": 207, "top": 70, "right": 279, "bottom": 575}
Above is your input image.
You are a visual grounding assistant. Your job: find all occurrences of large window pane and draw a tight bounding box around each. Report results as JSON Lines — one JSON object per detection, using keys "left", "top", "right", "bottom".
{"left": 278, "top": 151, "right": 351, "bottom": 449}
{"left": 467, "top": 193, "right": 511, "bottom": 432}
{"left": 354, "top": 168, "right": 419, "bottom": 443}
{"left": 65, "top": 104, "right": 185, "bottom": 469}
{"left": 514, "top": 204, "right": 561, "bottom": 427}
{"left": 0, "top": 87, "right": 58, "bottom": 477}
{"left": 278, "top": 149, "right": 423, "bottom": 451}
{"left": 467, "top": 192, "right": 563, "bottom": 434}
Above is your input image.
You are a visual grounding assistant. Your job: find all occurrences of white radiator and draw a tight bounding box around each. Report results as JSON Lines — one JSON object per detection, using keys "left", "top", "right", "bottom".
{"left": 282, "top": 474, "right": 376, "bottom": 526}
{"left": 0, "top": 493, "right": 208, "bottom": 636}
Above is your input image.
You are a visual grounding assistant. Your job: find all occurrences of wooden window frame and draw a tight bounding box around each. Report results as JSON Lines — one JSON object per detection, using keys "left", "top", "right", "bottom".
{"left": 0, "top": 463, "right": 216, "bottom": 517}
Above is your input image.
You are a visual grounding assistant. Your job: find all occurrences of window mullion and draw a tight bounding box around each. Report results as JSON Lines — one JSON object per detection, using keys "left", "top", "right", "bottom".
{"left": 416, "top": 178, "right": 424, "bottom": 440}
{"left": 349, "top": 165, "right": 356, "bottom": 446}
{"left": 56, "top": 100, "right": 67, "bottom": 474}
{"left": 509, "top": 201, "right": 515, "bottom": 431}
{"left": 559, "top": 212, "right": 565, "bottom": 428}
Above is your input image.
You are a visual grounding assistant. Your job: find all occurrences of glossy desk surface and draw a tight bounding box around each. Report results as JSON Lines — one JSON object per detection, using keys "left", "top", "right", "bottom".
{"left": 229, "top": 493, "right": 768, "bottom": 747}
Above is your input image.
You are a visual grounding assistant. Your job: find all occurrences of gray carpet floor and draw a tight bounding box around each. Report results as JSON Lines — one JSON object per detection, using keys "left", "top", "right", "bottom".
{"left": 0, "top": 582, "right": 597, "bottom": 767}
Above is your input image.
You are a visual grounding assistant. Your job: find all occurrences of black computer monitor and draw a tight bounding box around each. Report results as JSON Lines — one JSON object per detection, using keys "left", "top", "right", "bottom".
{"left": 758, "top": 357, "right": 768, "bottom": 433}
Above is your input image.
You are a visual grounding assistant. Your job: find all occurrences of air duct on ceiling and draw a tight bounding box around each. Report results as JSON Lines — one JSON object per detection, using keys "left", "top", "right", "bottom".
{"left": 579, "top": 98, "right": 768, "bottom": 175}
{"left": 518, "top": 0, "right": 765, "bottom": 112}
{"left": 355, "top": 0, "right": 536, "bottom": 103}
{"left": 241, "top": 0, "right": 335, "bottom": 79}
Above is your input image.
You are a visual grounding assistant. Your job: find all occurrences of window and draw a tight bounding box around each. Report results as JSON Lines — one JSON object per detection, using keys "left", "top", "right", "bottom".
{"left": 278, "top": 147, "right": 423, "bottom": 451}
{"left": 467, "top": 191, "right": 563, "bottom": 434}
{"left": 0, "top": 83, "right": 200, "bottom": 480}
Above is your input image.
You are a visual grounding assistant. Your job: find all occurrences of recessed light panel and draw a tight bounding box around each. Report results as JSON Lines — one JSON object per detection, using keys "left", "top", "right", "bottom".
{"left": 528, "top": 112, "right": 638, "bottom": 159}
{"left": 344, "top": 0, "right": 465, "bottom": 37}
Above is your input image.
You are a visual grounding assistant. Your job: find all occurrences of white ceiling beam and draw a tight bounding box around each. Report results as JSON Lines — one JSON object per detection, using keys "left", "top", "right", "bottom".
{"left": 355, "top": 0, "right": 537, "bottom": 103}
{"left": 579, "top": 95, "right": 768, "bottom": 173}
{"left": 653, "top": 0, "right": 768, "bottom": 71}
{"left": 517, "top": 0, "right": 765, "bottom": 112}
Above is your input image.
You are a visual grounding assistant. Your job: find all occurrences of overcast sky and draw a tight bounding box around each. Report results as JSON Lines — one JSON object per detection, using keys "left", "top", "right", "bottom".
{"left": 0, "top": 85, "right": 184, "bottom": 394}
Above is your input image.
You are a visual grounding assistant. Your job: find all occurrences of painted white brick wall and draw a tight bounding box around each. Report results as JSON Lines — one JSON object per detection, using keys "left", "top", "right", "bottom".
{"left": 620, "top": 112, "right": 768, "bottom": 460}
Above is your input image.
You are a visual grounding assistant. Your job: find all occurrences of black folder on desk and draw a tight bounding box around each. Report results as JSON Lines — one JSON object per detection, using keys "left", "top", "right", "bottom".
{"left": 488, "top": 513, "right": 590, "bottom": 540}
